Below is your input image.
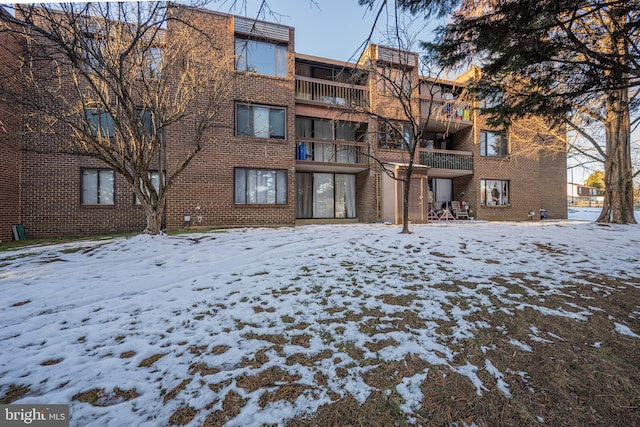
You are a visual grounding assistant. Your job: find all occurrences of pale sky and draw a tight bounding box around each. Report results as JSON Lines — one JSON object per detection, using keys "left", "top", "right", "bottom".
{"left": 211, "top": 0, "right": 441, "bottom": 63}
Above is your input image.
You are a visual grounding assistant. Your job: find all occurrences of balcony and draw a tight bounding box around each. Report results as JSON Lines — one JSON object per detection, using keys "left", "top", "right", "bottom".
{"left": 295, "top": 76, "right": 369, "bottom": 109}
{"left": 419, "top": 148, "right": 474, "bottom": 178}
{"left": 419, "top": 97, "right": 473, "bottom": 131}
{"left": 296, "top": 140, "right": 370, "bottom": 173}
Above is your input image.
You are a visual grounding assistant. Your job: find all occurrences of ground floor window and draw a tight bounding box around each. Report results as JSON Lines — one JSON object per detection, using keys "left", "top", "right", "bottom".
{"left": 296, "top": 173, "right": 356, "bottom": 219}
{"left": 234, "top": 168, "right": 287, "bottom": 204}
{"left": 481, "top": 179, "right": 509, "bottom": 206}
{"left": 82, "top": 169, "right": 115, "bottom": 205}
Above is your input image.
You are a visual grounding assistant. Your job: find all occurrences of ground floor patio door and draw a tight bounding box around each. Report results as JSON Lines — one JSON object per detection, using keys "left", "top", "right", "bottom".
{"left": 296, "top": 172, "right": 357, "bottom": 219}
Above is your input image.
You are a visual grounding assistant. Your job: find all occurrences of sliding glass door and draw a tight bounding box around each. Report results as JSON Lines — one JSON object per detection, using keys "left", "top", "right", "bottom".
{"left": 296, "top": 173, "right": 356, "bottom": 219}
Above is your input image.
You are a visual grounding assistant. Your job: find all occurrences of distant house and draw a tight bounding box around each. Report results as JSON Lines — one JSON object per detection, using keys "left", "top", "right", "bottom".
{"left": 0, "top": 5, "right": 567, "bottom": 241}
{"left": 567, "top": 183, "right": 603, "bottom": 207}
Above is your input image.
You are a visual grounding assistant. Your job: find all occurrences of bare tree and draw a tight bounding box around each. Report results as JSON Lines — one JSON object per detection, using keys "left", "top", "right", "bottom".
{"left": 0, "top": 2, "right": 234, "bottom": 234}
{"left": 341, "top": 8, "right": 463, "bottom": 233}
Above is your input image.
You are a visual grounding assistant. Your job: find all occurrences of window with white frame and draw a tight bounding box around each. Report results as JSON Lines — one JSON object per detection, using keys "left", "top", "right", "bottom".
{"left": 234, "top": 168, "right": 287, "bottom": 204}
{"left": 235, "top": 37, "right": 287, "bottom": 77}
{"left": 85, "top": 109, "right": 115, "bottom": 138}
{"left": 480, "top": 131, "right": 509, "bottom": 157}
{"left": 236, "top": 104, "right": 286, "bottom": 139}
{"left": 82, "top": 169, "right": 115, "bottom": 205}
{"left": 481, "top": 179, "right": 509, "bottom": 206}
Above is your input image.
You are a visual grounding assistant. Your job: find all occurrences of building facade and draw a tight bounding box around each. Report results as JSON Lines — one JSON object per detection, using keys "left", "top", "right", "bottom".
{"left": 0, "top": 6, "right": 567, "bottom": 241}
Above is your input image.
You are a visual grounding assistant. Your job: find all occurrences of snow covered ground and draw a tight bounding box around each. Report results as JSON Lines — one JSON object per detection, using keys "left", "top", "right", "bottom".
{"left": 0, "top": 208, "right": 639, "bottom": 426}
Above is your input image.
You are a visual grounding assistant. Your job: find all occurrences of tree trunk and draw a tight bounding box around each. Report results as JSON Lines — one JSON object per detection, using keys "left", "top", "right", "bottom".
{"left": 597, "top": 88, "right": 636, "bottom": 224}
{"left": 401, "top": 166, "right": 412, "bottom": 234}
{"left": 143, "top": 203, "right": 165, "bottom": 234}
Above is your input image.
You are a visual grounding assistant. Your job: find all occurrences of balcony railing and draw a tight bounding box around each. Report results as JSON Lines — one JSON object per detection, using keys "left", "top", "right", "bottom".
{"left": 295, "top": 76, "right": 369, "bottom": 108}
{"left": 419, "top": 149, "right": 474, "bottom": 171}
{"left": 296, "top": 140, "right": 369, "bottom": 165}
{"left": 419, "top": 97, "right": 472, "bottom": 124}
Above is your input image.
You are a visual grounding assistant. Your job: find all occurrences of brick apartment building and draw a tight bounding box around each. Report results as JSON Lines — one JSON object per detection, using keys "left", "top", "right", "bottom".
{"left": 0, "top": 5, "right": 567, "bottom": 242}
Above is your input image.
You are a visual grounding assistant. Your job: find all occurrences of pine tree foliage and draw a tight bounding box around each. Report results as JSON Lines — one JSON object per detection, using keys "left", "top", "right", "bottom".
{"left": 361, "top": 0, "right": 638, "bottom": 223}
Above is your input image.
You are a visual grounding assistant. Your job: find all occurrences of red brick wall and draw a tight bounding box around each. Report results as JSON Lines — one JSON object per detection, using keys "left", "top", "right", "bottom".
{"left": 540, "top": 150, "right": 568, "bottom": 219}
{"left": 8, "top": 6, "right": 568, "bottom": 239}
{"left": 20, "top": 152, "right": 147, "bottom": 237}
{"left": 0, "top": 13, "right": 22, "bottom": 243}
{"left": 164, "top": 10, "right": 297, "bottom": 231}
{"left": 460, "top": 116, "right": 567, "bottom": 221}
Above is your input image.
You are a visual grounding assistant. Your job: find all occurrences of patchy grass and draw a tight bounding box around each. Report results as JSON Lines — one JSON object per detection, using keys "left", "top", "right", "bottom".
{"left": 163, "top": 379, "right": 191, "bottom": 403}
{"left": 138, "top": 353, "right": 166, "bottom": 368}
{"left": 168, "top": 405, "right": 197, "bottom": 426}
{"left": 2, "top": 223, "right": 639, "bottom": 426}
{"left": 0, "top": 384, "right": 30, "bottom": 404}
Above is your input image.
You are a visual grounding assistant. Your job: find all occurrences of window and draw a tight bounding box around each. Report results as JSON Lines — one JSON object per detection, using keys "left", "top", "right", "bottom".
{"left": 142, "top": 46, "right": 163, "bottom": 79}
{"left": 81, "top": 35, "right": 104, "bottom": 71}
{"left": 295, "top": 117, "right": 366, "bottom": 142}
{"left": 137, "top": 108, "right": 164, "bottom": 143}
{"left": 480, "top": 131, "right": 509, "bottom": 157}
{"left": 82, "top": 169, "right": 115, "bottom": 205}
{"left": 378, "top": 121, "right": 413, "bottom": 149}
{"left": 135, "top": 171, "right": 161, "bottom": 205}
{"left": 85, "top": 109, "right": 115, "bottom": 138}
{"left": 235, "top": 37, "right": 287, "bottom": 77}
{"left": 379, "top": 66, "right": 412, "bottom": 96}
{"left": 481, "top": 179, "right": 509, "bottom": 206}
{"left": 420, "top": 132, "right": 452, "bottom": 150}
{"left": 296, "top": 173, "right": 356, "bottom": 219}
{"left": 235, "top": 168, "right": 287, "bottom": 204}
{"left": 236, "top": 104, "right": 286, "bottom": 139}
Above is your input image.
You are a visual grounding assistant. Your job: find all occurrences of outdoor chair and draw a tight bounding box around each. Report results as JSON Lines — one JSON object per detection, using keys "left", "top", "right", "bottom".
{"left": 451, "top": 201, "right": 469, "bottom": 220}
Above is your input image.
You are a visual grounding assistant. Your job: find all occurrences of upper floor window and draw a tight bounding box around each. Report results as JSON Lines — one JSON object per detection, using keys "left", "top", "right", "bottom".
{"left": 378, "top": 121, "right": 413, "bottom": 149}
{"left": 480, "top": 131, "right": 509, "bottom": 157}
{"left": 85, "top": 109, "right": 114, "bottom": 138}
{"left": 141, "top": 46, "right": 163, "bottom": 79}
{"left": 235, "top": 37, "right": 287, "bottom": 77}
{"left": 137, "top": 108, "right": 164, "bottom": 143}
{"left": 378, "top": 66, "right": 412, "bottom": 96}
{"left": 420, "top": 132, "right": 452, "bottom": 150}
{"left": 81, "top": 33, "right": 106, "bottom": 72}
{"left": 82, "top": 169, "right": 114, "bottom": 205}
{"left": 236, "top": 103, "right": 286, "bottom": 139}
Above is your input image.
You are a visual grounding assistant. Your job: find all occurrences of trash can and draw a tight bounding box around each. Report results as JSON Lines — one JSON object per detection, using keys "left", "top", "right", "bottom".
{"left": 539, "top": 209, "right": 548, "bottom": 220}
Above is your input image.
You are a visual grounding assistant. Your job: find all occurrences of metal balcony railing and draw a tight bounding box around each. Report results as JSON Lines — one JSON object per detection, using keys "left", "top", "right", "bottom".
{"left": 419, "top": 149, "right": 474, "bottom": 171}
{"left": 296, "top": 140, "right": 369, "bottom": 165}
{"left": 295, "top": 76, "right": 369, "bottom": 108}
